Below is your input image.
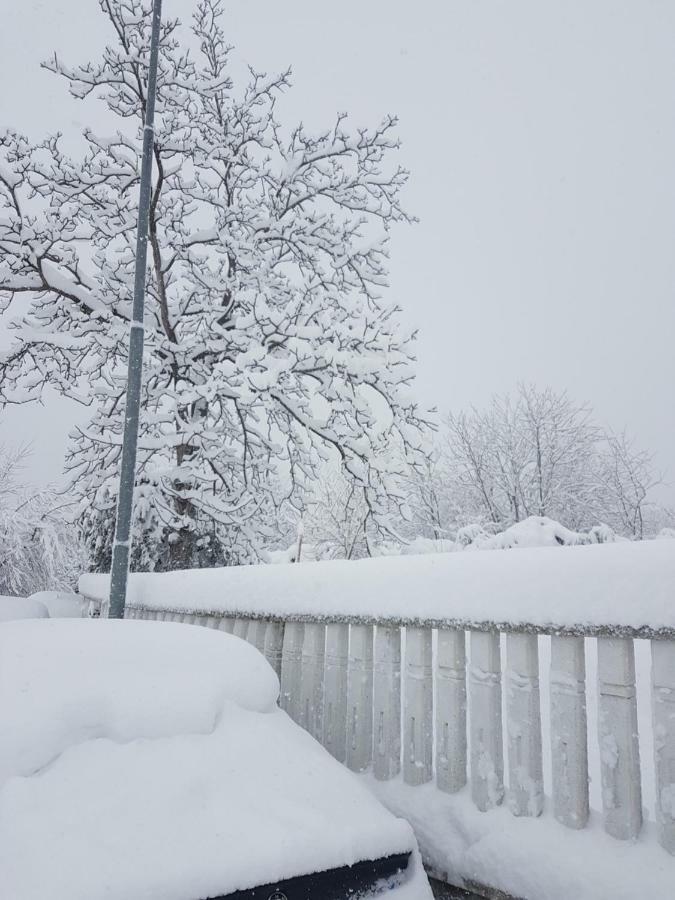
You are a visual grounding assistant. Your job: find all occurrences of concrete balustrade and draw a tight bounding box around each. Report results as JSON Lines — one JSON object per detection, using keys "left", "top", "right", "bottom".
{"left": 80, "top": 591, "right": 675, "bottom": 896}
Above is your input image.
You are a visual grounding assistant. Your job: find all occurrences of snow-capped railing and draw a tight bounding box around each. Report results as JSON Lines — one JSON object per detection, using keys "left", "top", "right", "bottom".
{"left": 79, "top": 541, "right": 675, "bottom": 898}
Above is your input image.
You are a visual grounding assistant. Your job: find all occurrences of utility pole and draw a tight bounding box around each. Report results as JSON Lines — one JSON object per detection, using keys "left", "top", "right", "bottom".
{"left": 108, "top": 0, "right": 163, "bottom": 619}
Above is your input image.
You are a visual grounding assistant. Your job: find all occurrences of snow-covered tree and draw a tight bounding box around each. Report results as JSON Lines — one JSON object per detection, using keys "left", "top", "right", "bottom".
{"left": 0, "top": 443, "right": 84, "bottom": 595}
{"left": 439, "top": 385, "right": 664, "bottom": 536}
{"left": 398, "top": 446, "right": 458, "bottom": 541}
{"left": 596, "top": 430, "right": 660, "bottom": 539}
{"left": 0, "top": 0, "right": 426, "bottom": 569}
{"left": 292, "top": 467, "right": 373, "bottom": 561}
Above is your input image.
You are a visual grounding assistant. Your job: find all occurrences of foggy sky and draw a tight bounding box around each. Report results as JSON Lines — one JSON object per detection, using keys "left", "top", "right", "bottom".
{"left": 2, "top": 1, "right": 674, "bottom": 503}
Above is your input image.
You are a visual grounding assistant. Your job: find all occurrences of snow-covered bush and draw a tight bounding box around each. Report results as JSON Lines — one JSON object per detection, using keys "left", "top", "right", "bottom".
{"left": 399, "top": 516, "right": 617, "bottom": 555}
{"left": 461, "top": 516, "right": 617, "bottom": 550}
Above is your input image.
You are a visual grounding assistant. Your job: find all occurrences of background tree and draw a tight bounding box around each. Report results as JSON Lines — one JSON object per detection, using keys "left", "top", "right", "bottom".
{"left": 0, "top": 443, "right": 84, "bottom": 596}
{"left": 439, "top": 385, "right": 664, "bottom": 536}
{"left": 275, "top": 466, "right": 372, "bottom": 561}
{"left": 0, "top": 0, "right": 427, "bottom": 570}
{"left": 596, "top": 430, "right": 660, "bottom": 539}
{"left": 398, "top": 445, "right": 459, "bottom": 540}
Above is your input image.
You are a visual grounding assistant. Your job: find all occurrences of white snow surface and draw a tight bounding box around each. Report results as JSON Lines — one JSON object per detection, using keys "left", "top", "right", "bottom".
{"left": 0, "top": 594, "right": 49, "bottom": 622}
{"left": 81, "top": 538, "right": 675, "bottom": 631}
{"left": 366, "top": 776, "right": 673, "bottom": 900}
{"left": 0, "top": 618, "right": 278, "bottom": 784}
{"left": 0, "top": 619, "right": 424, "bottom": 900}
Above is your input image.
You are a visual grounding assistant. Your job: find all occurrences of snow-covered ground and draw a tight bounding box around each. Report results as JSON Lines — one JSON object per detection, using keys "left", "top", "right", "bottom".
{"left": 0, "top": 619, "right": 431, "bottom": 900}
{"left": 367, "top": 775, "right": 671, "bottom": 900}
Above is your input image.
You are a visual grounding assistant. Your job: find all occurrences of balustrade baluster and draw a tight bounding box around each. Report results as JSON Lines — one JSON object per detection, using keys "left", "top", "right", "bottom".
{"left": 246, "top": 619, "right": 267, "bottom": 653}
{"left": 652, "top": 639, "right": 675, "bottom": 854}
{"left": 550, "top": 635, "right": 589, "bottom": 828}
{"left": 404, "top": 626, "right": 433, "bottom": 786}
{"left": 506, "top": 633, "right": 543, "bottom": 816}
{"left": 597, "top": 636, "right": 642, "bottom": 840}
{"left": 347, "top": 624, "right": 374, "bottom": 772}
{"left": 232, "top": 617, "right": 249, "bottom": 640}
{"left": 470, "top": 630, "right": 504, "bottom": 811}
{"left": 280, "top": 622, "right": 304, "bottom": 722}
{"left": 324, "top": 623, "right": 349, "bottom": 763}
{"left": 373, "top": 625, "right": 401, "bottom": 780}
{"left": 263, "top": 621, "right": 284, "bottom": 679}
{"left": 436, "top": 628, "right": 467, "bottom": 793}
{"left": 218, "top": 616, "right": 235, "bottom": 633}
{"left": 299, "top": 622, "right": 326, "bottom": 740}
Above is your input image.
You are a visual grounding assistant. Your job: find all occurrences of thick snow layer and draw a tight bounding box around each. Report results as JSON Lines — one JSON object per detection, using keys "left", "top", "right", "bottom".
{"left": 0, "top": 620, "right": 426, "bottom": 900}
{"left": 365, "top": 776, "right": 673, "bottom": 900}
{"left": 28, "top": 590, "right": 87, "bottom": 618}
{"left": 0, "top": 619, "right": 279, "bottom": 784}
{"left": 81, "top": 538, "right": 675, "bottom": 632}
{"left": 0, "top": 594, "right": 49, "bottom": 622}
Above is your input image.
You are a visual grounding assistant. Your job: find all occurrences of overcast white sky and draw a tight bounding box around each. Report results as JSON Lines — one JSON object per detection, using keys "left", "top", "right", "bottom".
{"left": 1, "top": 1, "right": 674, "bottom": 502}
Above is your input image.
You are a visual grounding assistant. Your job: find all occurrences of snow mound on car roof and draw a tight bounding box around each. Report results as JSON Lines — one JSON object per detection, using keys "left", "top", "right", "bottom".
{"left": 0, "top": 618, "right": 279, "bottom": 785}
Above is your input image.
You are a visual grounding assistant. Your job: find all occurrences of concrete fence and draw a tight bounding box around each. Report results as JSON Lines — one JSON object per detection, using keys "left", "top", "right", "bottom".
{"left": 82, "top": 589, "right": 675, "bottom": 898}
{"left": 79, "top": 542, "right": 675, "bottom": 898}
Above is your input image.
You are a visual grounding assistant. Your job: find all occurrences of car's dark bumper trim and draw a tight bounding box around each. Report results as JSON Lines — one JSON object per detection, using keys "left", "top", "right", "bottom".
{"left": 209, "top": 850, "right": 411, "bottom": 899}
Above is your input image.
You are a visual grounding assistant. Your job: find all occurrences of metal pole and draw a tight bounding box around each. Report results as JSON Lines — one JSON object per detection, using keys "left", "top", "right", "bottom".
{"left": 108, "top": 0, "right": 163, "bottom": 619}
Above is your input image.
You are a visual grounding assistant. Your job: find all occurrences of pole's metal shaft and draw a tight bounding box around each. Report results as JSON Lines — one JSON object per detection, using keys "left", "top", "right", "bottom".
{"left": 108, "top": 0, "right": 163, "bottom": 619}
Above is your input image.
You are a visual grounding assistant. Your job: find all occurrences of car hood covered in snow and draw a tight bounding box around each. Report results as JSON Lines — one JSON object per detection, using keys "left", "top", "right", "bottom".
{"left": 0, "top": 619, "right": 417, "bottom": 900}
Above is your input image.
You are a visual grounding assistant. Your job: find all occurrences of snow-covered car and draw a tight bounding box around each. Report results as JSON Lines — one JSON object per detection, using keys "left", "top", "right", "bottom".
{"left": 0, "top": 618, "right": 432, "bottom": 900}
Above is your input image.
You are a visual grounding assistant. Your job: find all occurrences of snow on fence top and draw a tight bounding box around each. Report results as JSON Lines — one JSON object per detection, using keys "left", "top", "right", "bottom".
{"left": 80, "top": 539, "right": 675, "bottom": 637}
